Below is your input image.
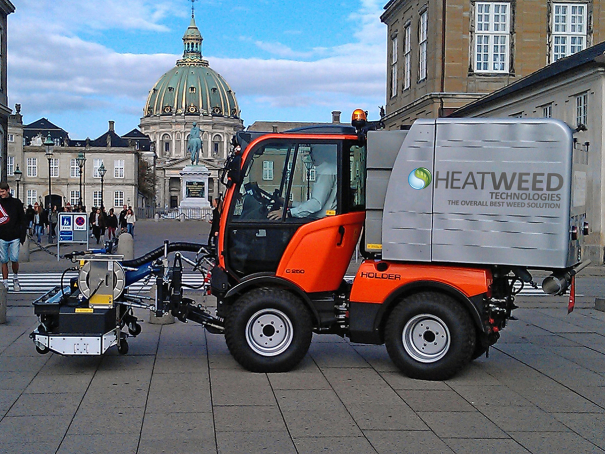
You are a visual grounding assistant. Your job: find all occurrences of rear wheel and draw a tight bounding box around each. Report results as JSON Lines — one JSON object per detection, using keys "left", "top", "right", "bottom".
{"left": 385, "top": 292, "right": 475, "bottom": 380}
{"left": 225, "top": 288, "right": 312, "bottom": 372}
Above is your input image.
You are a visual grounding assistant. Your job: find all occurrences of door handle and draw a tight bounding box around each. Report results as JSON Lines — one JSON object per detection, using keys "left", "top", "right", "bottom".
{"left": 337, "top": 226, "right": 345, "bottom": 246}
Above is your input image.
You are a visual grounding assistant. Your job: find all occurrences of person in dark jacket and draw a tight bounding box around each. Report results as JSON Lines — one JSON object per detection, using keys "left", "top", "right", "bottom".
{"left": 208, "top": 198, "right": 221, "bottom": 247}
{"left": 106, "top": 208, "right": 118, "bottom": 239}
{"left": 0, "top": 182, "right": 26, "bottom": 291}
{"left": 118, "top": 204, "right": 128, "bottom": 232}
{"left": 25, "top": 204, "right": 35, "bottom": 235}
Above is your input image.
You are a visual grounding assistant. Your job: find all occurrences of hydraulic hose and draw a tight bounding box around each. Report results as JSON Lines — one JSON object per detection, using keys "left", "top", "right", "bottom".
{"left": 121, "top": 242, "right": 206, "bottom": 268}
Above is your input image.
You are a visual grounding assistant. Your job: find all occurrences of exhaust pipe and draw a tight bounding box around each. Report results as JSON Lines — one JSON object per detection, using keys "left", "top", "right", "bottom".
{"left": 542, "top": 260, "right": 591, "bottom": 295}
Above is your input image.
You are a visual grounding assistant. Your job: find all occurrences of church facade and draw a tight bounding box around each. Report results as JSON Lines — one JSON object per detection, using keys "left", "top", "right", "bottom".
{"left": 139, "top": 12, "right": 244, "bottom": 211}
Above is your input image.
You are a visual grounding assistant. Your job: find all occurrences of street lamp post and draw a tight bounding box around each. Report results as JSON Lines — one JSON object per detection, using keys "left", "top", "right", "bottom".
{"left": 14, "top": 165, "right": 22, "bottom": 200}
{"left": 76, "top": 152, "right": 86, "bottom": 209}
{"left": 44, "top": 133, "right": 54, "bottom": 243}
{"left": 98, "top": 162, "right": 107, "bottom": 210}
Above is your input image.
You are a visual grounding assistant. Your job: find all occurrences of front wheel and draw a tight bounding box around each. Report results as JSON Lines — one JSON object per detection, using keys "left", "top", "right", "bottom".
{"left": 224, "top": 288, "right": 312, "bottom": 373}
{"left": 385, "top": 292, "right": 476, "bottom": 381}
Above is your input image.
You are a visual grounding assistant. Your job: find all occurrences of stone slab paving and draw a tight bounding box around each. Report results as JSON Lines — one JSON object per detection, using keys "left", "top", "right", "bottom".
{"left": 0, "top": 219, "right": 604, "bottom": 453}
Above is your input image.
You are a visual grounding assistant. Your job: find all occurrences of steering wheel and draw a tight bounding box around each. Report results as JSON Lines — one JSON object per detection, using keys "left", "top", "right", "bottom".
{"left": 245, "top": 183, "right": 282, "bottom": 211}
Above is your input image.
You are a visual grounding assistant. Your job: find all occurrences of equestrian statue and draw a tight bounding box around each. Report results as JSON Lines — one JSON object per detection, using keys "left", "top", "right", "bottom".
{"left": 187, "top": 122, "right": 203, "bottom": 165}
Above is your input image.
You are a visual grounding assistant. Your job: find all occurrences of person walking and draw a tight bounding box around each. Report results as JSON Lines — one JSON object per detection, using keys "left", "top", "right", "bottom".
{"left": 92, "top": 208, "right": 106, "bottom": 244}
{"left": 32, "top": 203, "right": 44, "bottom": 243}
{"left": 119, "top": 204, "right": 128, "bottom": 234}
{"left": 0, "top": 182, "right": 26, "bottom": 291}
{"left": 125, "top": 208, "right": 136, "bottom": 237}
{"left": 208, "top": 197, "right": 221, "bottom": 247}
{"left": 106, "top": 208, "right": 118, "bottom": 239}
{"left": 49, "top": 205, "right": 59, "bottom": 241}
{"left": 25, "top": 204, "right": 35, "bottom": 236}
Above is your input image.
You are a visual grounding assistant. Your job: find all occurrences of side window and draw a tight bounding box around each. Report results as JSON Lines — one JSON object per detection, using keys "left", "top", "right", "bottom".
{"left": 232, "top": 142, "right": 296, "bottom": 221}
{"left": 349, "top": 143, "right": 366, "bottom": 210}
{"left": 289, "top": 144, "right": 338, "bottom": 219}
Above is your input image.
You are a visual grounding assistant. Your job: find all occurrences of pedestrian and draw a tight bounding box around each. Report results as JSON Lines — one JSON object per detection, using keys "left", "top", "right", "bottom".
{"left": 106, "top": 208, "right": 118, "bottom": 239}
{"left": 92, "top": 208, "right": 106, "bottom": 244}
{"left": 208, "top": 197, "right": 221, "bottom": 247}
{"left": 32, "top": 203, "right": 44, "bottom": 243}
{"left": 125, "top": 208, "right": 136, "bottom": 237}
{"left": 25, "top": 204, "right": 35, "bottom": 235}
{"left": 89, "top": 207, "right": 96, "bottom": 238}
{"left": 0, "top": 182, "right": 26, "bottom": 291}
{"left": 49, "top": 205, "right": 59, "bottom": 241}
{"left": 119, "top": 204, "right": 128, "bottom": 234}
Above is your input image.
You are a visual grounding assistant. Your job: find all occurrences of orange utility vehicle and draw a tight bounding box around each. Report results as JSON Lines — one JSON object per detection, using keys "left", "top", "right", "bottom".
{"left": 210, "top": 110, "right": 589, "bottom": 380}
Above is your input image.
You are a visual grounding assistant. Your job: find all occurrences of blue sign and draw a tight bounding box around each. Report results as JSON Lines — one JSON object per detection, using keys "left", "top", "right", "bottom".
{"left": 60, "top": 231, "right": 73, "bottom": 241}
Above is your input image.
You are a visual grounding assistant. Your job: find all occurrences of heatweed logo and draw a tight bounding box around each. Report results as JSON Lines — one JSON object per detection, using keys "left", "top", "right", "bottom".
{"left": 408, "top": 167, "right": 432, "bottom": 190}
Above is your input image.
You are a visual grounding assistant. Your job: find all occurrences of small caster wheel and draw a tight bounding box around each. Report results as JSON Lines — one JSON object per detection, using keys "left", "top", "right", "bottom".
{"left": 36, "top": 345, "right": 50, "bottom": 354}
{"left": 128, "top": 323, "right": 141, "bottom": 336}
{"left": 118, "top": 339, "right": 129, "bottom": 355}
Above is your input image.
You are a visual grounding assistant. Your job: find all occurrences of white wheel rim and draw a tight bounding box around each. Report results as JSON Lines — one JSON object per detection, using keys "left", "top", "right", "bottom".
{"left": 402, "top": 314, "right": 451, "bottom": 363}
{"left": 245, "top": 309, "right": 294, "bottom": 357}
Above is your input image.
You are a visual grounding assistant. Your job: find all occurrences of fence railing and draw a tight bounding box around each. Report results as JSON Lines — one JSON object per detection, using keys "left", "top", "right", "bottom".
{"left": 157, "top": 207, "right": 213, "bottom": 220}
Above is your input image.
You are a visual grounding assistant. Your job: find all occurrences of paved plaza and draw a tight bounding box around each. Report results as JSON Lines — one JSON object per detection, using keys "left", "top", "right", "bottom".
{"left": 1, "top": 219, "right": 604, "bottom": 453}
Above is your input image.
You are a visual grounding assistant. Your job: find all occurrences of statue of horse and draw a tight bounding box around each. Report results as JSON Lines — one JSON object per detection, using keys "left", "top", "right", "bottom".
{"left": 187, "top": 122, "right": 203, "bottom": 165}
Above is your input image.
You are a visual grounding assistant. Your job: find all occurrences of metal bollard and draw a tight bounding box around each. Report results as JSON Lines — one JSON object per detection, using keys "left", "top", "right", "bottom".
{"left": 0, "top": 281, "right": 7, "bottom": 324}
{"left": 180, "top": 213, "right": 186, "bottom": 223}
{"left": 19, "top": 236, "right": 30, "bottom": 263}
{"left": 116, "top": 233, "right": 135, "bottom": 261}
{"left": 154, "top": 213, "right": 160, "bottom": 222}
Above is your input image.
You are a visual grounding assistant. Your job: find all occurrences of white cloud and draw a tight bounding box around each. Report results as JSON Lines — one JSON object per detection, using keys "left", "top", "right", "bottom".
{"left": 7, "top": 0, "right": 386, "bottom": 135}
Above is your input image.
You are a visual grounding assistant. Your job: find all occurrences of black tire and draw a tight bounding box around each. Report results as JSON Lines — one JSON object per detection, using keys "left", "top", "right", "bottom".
{"left": 385, "top": 292, "right": 476, "bottom": 381}
{"left": 128, "top": 323, "right": 142, "bottom": 336}
{"left": 224, "top": 287, "right": 313, "bottom": 373}
{"left": 36, "top": 345, "right": 50, "bottom": 355}
{"left": 117, "top": 338, "right": 129, "bottom": 355}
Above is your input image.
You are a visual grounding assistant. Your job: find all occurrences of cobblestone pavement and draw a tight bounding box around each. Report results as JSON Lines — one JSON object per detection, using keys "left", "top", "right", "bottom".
{"left": 1, "top": 219, "right": 604, "bottom": 453}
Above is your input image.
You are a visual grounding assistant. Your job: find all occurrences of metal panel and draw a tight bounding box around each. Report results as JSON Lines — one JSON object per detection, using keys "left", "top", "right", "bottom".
{"left": 382, "top": 120, "right": 436, "bottom": 261}
{"left": 365, "top": 130, "right": 408, "bottom": 249}
{"left": 431, "top": 118, "right": 574, "bottom": 268}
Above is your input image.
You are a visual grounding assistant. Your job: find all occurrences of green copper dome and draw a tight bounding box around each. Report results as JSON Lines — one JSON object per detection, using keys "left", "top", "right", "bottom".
{"left": 143, "top": 15, "right": 239, "bottom": 118}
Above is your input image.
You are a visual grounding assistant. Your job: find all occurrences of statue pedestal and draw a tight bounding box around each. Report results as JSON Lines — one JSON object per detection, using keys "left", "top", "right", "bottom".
{"left": 180, "top": 165, "right": 211, "bottom": 210}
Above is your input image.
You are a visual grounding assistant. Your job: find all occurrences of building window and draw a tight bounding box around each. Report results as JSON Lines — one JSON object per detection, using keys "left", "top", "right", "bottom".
{"left": 419, "top": 11, "right": 428, "bottom": 81}
{"left": 7, "top": 156, "right": 13, "bottom": 176}
{"left": 70, "top": 190, "right": 80, "bottom": 206}
{"left": 542, "top": 104, "right": 553, "bottom": 118}
{"left": 93, "top": 191, "right": 102, "bottom": 208}
{"left": 7, "top": 134, "right": 13, "bottom": 142}
{"left": 212, "top": 134, "right": 222, "bottom": 157}
{"left": 552, "top": 3, "right": 586, "bottom": 62}
{"left": 404, "top": 23, "right": 411, "bottom": 90}
{"left": 114, "top": 159, "right": 124, "bottom": 178}
{"left": 93, "top": 158, "right": 104, "bottom": 178}
{"left": 114, "top": 191, "right": 124, "bottom": 207}
{"left": 510, "top": 112, "right": 524, "bottom": 118}
{"left": 70, "top": 159, "right": 81, "bottom": 178}
{"left": 27, "top": 158, "right": 37, "bottom": 177}
{"left": 54, "top": 138, "right": 61, "bottom": 147}
{"left": 262, "top": 161, "right": 274, "bottom": 181}
{"left": 27, "top": 189, "right": 37, "bottom": 206}
{"left": 474, "top": 2, "right": 510, "bottom": 73}
{"left": 576, "top": 92, "right": 588, "bottom": 127}
{"left": 390, "top": 34, "right": 398, "bottom": 97}
{"left": 50, "top": 158, "right": 59, "bottom": 178}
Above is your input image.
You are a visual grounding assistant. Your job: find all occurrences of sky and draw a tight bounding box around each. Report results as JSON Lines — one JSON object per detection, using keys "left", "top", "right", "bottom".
{"left": 7, "top": 0, "right": 387, "bottom": 140}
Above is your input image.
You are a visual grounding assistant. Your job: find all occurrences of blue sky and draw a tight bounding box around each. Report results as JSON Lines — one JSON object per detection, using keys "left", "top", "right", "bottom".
{"left": 8, "top": 0, "right": 386, "bottom": 139}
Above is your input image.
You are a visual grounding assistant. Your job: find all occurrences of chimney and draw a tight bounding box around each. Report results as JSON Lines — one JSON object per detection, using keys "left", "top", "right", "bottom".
{"left": 109, "top": 121, "right": 115, "bottom": 132}
{"left": 331, "top": 111, "right": 341, "bottom": 124}
{"left": 272, "top": 125, "right": 278, "bottom": 133}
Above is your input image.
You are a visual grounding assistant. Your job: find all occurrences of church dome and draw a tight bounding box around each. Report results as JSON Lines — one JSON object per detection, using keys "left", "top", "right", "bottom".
{"left": 143, "top": 16, "right": 239, "bottom": 118}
